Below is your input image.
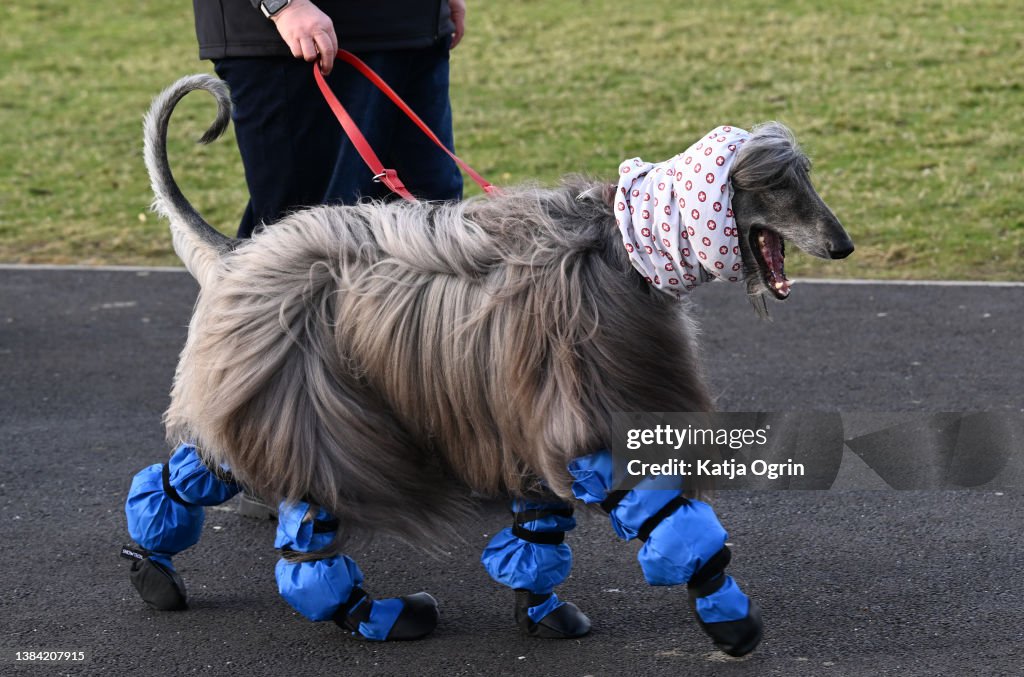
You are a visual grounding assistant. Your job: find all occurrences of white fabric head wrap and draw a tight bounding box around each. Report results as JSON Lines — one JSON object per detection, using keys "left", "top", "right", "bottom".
{"left": 615, "top": 126, "right": 751, "bottom": 297}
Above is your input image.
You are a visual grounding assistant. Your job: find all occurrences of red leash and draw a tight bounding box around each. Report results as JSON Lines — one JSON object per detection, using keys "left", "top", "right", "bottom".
{"left": 313, "top": 51, "right": 495, "bottom": 201}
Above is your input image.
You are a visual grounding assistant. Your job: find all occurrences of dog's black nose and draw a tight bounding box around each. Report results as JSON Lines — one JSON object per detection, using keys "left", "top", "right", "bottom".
{"left": 828, "top": 243, "right": 854, "bottom": 259}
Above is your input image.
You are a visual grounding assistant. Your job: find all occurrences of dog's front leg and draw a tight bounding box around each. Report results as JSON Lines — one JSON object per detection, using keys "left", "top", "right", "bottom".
{"left": 568, "top": 449, "right": 763, "bottom": 657}
{"left": 481, "top": 498, "right": 591, "bottom": 638}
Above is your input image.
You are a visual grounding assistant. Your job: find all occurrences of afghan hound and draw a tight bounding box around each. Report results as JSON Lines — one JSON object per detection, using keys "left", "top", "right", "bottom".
{"left": 123, "top": 73, "right": 852, "bottom": 654}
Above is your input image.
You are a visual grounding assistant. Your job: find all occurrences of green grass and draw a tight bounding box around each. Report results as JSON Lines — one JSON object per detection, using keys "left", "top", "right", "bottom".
{"left": 2, "top": 0, "right": 1021, "bottom": 278}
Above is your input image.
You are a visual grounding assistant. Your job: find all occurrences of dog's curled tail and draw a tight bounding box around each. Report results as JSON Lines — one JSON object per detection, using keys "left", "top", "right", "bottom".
{"left": 143, "top": 74, "right": 238, "bottom": 288}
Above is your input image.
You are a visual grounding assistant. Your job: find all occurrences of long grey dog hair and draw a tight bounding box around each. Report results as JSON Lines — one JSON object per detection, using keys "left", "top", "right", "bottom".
{"left": 730, "top": 122, "right": 806, "bottom": 190}
{"left": 144, "top": 75, "right": 822, "bottom": 556}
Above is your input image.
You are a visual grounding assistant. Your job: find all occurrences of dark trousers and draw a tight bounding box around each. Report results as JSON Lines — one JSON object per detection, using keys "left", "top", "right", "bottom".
{"left": 214, "top": 42, "right": 463, "bottom": 238}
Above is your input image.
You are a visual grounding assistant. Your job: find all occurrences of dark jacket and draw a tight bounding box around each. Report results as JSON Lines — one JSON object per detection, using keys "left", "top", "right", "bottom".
{"left": 194, "top": 0, "right": 454, "bottom": 59}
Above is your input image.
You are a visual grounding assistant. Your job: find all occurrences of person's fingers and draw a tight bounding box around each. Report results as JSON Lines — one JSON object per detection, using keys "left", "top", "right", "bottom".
{"left": 450, "top": 0, "right": 466, "bottom": 49}
{"left": 326, "top": 24, "right": 338, "bottom": 54}
{"left": 314, "top": 30, "right": 335, "bottom": 74}
{"left": 299, "top": 35, "right": 318, "bottom": 62}
{"left": 271, "top": 4, "right": 339, "bottom": 68}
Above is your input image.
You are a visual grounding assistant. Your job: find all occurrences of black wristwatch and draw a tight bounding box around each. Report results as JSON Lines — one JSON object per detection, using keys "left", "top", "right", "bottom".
{"left": 259, "top": 0, "right": 292, "bottom": 18}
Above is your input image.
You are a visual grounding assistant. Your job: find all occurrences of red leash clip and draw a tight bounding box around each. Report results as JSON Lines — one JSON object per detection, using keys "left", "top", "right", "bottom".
{"left": 313, "top": 51, "right": 495, "bottom": 202}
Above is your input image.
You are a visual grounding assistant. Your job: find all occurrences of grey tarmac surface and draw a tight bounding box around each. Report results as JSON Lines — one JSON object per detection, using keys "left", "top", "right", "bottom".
{"left": 1, "top": 266, "right": 1022, "bottom": 676}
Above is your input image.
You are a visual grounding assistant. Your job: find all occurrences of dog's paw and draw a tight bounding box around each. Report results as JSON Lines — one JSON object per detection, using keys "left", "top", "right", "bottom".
{"left": 514, "top": 590, "right": 591, "bottom": 639}
{"left": 696, "top": 599, "right": 763, "bottom": 657}
{"left": 128, "top": 557, "right": 189, "bottom": 611}
{"left": 335, "top": 589, "right": 439, "bottom": 641}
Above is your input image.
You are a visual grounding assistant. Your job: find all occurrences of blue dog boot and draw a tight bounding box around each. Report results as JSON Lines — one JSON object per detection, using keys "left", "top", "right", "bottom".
{"left": 122, "top": 444, "right": 241, "bottom": 610}
{"left": 482, "top": 499, "right": 590, "bottom": 639}
{"left": 568, "top": 449, "right": 762, "bottom": 655}
{"left": 275, "top": 501, "right": 439, "bottom": 641}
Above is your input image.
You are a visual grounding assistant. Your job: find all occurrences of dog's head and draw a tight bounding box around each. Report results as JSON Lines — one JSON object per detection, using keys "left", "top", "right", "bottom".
{"left": 729, "top": 122, "right": 853, "bottom": 314}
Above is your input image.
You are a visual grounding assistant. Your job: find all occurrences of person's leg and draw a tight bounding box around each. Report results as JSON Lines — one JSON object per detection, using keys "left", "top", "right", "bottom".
{"left": 481, "top": 498, "right": 590, "bottom": 638}
{"left": 568, "top": 449, "right": 763, "bottom": 657}
{"left": 322, "top": 44, "right": 463, "bottom": 204}
{"left": 315, "top": 51, "right": 403, "bottom": 204}
{"left": 216, "top": 46, "right": 462, "bottom": 229}
{"left": 122, "top": 444, "right": 241, "bottom": 609}
{"left": 213, "top": 57, "right": 344, "bottom": 237}
{"left": 273, "top": 501, "right": 439, "bottom": 641}
{"left": 385, "top": 42, "right": 463, "bottom": 201}
{"left": 318, "top": 51, "right": 414, "bottom": 204}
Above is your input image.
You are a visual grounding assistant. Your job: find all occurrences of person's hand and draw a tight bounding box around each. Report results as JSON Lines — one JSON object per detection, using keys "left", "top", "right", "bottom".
{"left": 449, "top": 0, "right": 466, "bottom": 49}
{"left": 271, "top": 0, "right": 339, "bottom": 74}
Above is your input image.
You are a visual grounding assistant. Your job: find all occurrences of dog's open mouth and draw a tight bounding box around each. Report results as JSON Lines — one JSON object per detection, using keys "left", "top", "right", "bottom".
{"left": 751, "top": 228, "right": 790, "bottom": 299}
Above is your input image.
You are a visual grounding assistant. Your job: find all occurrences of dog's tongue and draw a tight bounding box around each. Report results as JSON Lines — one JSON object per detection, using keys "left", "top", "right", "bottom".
{"left": 758, "top": 230, "right": 790, "bottom": 296}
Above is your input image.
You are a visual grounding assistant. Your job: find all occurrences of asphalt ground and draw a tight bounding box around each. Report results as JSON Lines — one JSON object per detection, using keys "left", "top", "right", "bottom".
{"left": 1, "top": 266, "right": 1022, "bottom": 676}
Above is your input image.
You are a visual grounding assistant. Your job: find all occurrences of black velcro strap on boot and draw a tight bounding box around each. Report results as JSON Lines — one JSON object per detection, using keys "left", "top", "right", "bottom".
{"left": 120, "top": 544, "right": 151, "bottom": 562}
{"left": 685, "top": 546, "right": 762, "bottom": 657}
{"left": 511, "top": 523, "right": 566, "bottom": 545}
{"left": 688, "top": 546, "right": 733, "bottom": 597}
{"left": 515, "top": 589, "right": 553, "bottom": 611}
{"left": 599, "top": 490, "right": 628, "bottom": 513}
{"left": 511, "top": 505, "right": 574, "bottom": 545}
{"left": 636, "top": 494, "right": 690, "bottom": 542}
{"left": 512, "top": 507, "right": 574, "bottom": 523}
{"left": 161, "top": 463, "right": 192, "bottom": 507}
{"left": 312, "top": 517, "right": 340, "bottom": 534}
{"left": 333, "top": 587, "right": 372, "bottom": 633}
{"left": 514, "top": 589, "right": 550, "bottom": 634}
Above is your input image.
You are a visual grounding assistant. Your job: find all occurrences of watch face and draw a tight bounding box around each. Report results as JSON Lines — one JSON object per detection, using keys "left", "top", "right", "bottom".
{"left": 263, "top": 0, "right": 290, "bottom": 15}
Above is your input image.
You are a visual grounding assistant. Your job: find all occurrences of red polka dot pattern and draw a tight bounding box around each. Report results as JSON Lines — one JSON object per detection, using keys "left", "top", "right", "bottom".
{"left": 614, "top": 126, "right": 750, "bottom": 297}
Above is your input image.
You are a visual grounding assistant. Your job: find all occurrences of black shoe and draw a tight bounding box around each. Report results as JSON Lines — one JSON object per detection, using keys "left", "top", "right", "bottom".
{"left": 514, "top": 589, "right": 591, "bottom": 639}
{"left": 121, "top": 545, "right": 188, "bottom": 611}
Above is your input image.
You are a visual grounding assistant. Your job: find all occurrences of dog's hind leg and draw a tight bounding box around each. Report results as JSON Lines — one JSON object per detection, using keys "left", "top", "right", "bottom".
{"left": 274, "top": 501, "right": 439, "bottom": 641}
{"left": 567, "top": 450, "right": 763, "bottom": 657}
{"left": 122, "top": 443, "right": 242, "bottom": 610}
{"left": 481, "top": 498, "right": 591, "bottom": 639}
